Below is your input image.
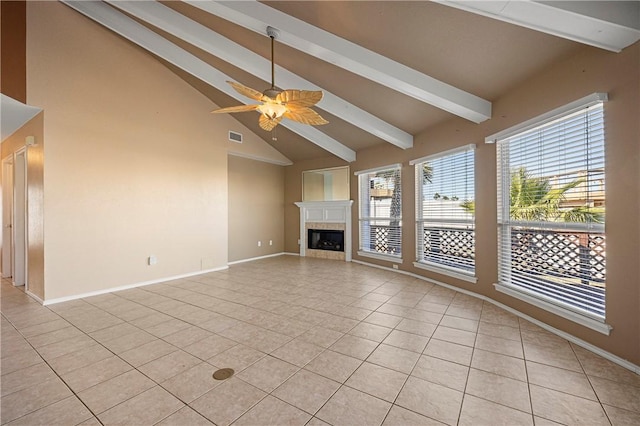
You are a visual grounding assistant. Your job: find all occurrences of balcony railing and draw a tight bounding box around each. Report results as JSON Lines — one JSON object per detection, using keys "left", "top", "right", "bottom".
{"left": 420, "top": 226, "right": 475, "bottom": 272}
{"left": 507, "top": 227, "right": 606, "bottom": 316}
{"left": 368, "top": 224, "right": 401, "bottom": 255}
{"left": 510, "top": 229, "right": 606, "bottom": 285}
{"left": 368, "top": 224, "right": 606, "bottom": 316}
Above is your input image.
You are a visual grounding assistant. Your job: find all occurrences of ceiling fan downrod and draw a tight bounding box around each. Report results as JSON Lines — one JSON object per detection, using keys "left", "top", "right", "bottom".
{"left": 210, "top": 24, "right": 327, "bottom": 132}
{"left": 265, "top": 26, "right": 280, "bottom": 98}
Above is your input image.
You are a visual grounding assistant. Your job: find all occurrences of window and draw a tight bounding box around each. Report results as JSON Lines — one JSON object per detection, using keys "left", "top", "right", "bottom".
{"left": 411, "top": 145, "right": 476, "bottom": 282}
{"left": 356, "top": 164, "right": 402, "bottom": 261}
{"left": 491, "top": 93, "right": 607, "bottom": 328}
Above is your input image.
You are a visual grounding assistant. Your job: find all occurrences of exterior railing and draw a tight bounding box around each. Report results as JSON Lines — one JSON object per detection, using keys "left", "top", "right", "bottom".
{"left": 509, "top": 228, "right": 606, "bottom": 286}
{"left": 368, "top": 224, "right": 606, "bottom": 287}
{"left": 369, "top": 224, "right": 401, "bottom": 255}
{"left": 420, "top": 226, "right": 475, "bottom": 272}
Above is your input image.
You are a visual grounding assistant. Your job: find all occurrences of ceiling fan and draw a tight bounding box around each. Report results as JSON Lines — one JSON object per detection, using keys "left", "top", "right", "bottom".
{"left": 211, "top": 26, "right": 328, "bottom": 135}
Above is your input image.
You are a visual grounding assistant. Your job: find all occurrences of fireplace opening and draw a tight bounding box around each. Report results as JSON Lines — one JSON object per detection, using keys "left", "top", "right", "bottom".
{"left": 308, "top": 229, "right": 344, "bottom": 252}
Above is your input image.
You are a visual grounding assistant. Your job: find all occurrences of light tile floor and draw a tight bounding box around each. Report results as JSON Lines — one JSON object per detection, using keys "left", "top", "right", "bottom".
{"left": 1, "top": 256, "right": 639, "bottom": 425}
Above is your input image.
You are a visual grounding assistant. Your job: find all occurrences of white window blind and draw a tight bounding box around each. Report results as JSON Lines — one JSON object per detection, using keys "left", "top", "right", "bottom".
{"left": 496, "top": 100, "right": 606, "bottom": 320}
{"left": 357, "top": 165, "right": 402, "bottom": 258}
{"left": 414, "top": 145, "right": 475, "bottom": 277}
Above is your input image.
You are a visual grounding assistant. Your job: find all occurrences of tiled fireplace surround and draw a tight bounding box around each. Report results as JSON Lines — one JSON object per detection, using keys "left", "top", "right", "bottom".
{"left": 294, "top": 201, "right": 354, "bottom": 262}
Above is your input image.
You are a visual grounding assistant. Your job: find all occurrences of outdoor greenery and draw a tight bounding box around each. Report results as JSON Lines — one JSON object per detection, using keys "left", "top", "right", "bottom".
{"left": 371, "top": 164, "right": 432, "bottom": 254}
{"left": 460, "top": 167, "right": 604, "bottom": 223}
{"left": 421, "top": 163, "right": 433, "bottom": 185}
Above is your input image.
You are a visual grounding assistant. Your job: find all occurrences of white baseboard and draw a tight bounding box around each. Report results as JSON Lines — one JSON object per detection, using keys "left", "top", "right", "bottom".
{"left": 43, "top": 266, "right": 229, "bottom": 306}
{"left": 283, "top": 252, "right": 300, "bottom": 256}
{"left": 44, "top": 252, "right": 291, "bottom": 305}
{"left": 26, "top": 289, "right": 44, "bottom": 304}
{"left": 228, "top": 252, "right": 287, "bottom": 265}
{"left": 352, "top": 259, "right": 640, "bottom": 375}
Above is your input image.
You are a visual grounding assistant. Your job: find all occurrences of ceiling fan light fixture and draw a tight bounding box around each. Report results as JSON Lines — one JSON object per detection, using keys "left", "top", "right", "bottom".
{"left": 211, "top": 25, "right": 328, "bottom": 132}
{"left": 257, "top": 101, "right": 287, "bottom": 120}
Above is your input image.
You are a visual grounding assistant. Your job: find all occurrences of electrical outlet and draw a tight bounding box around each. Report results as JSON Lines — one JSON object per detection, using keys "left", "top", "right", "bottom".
{"left": 148, "top": 256, "right": 157, "bottom": 266}
{"left": 269, "top": 240, "right": 273, "bottom": 246}
{"left": 297, "top": 239, "right": 301, "bottom": 245}
{"left": 257, "top": 241, "right": 261, "bottom": 247}
{"left": 392, "top": 264, "right": 398, "bottom": 270}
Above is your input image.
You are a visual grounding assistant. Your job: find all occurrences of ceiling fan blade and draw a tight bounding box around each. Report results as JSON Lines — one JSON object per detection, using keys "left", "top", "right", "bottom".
{"left": 211, "top": 104, "right": 259, "bottom": 114}
{"left": 277, "top": 90, "right": 323, "bottom": 108}
{"left": 259, "top": 114, "right": 283, "bottom": 131}
{"left": 227, "top": 81, "right": 266, "bottom": 101}
{"left": 284, "top": 107, "right": 329, "bottom": 126}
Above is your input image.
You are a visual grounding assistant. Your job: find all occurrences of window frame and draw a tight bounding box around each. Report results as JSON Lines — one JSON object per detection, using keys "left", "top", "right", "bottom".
{"left": 411, "top": 144, "right": 477, "bottom": 283}
{"left": 487, "top": 93, "right": 611, "bottom": 335}
{"left": 355, "top": 164, "right": 403, "bottom": 263}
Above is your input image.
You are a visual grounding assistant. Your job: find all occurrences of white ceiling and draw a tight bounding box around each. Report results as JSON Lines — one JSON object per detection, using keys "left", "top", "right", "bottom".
{"left": 1, "top": 94, "right": 42, "bottom": 142}
{"left": 61, "top": 1, "right": 639, "bottom": 162}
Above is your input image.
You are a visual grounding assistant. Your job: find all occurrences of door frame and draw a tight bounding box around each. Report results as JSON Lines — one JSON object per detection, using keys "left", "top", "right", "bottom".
{"left": 1, "top": 154, "right": 14, "bottom": 278}
{"left": 10, "top": 148, "right": 27, "bottom": 288}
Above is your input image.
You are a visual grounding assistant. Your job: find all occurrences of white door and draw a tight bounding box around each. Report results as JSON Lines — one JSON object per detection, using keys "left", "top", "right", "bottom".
{"left": 12, "top": 149, "right": 27, "bottom": 287}
{"left": 1, "top": 156, "right": 13, "bottom": 278}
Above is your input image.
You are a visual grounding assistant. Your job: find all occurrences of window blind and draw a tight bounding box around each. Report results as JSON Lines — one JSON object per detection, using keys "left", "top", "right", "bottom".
{"left": 414, "top": 145, "right": 475, "bottom": 276}
{"left": 358, "top": 165, "right": 402, "bottom": 258}
{"left": 496, "top": 101, "right": 606, "bottom": 319}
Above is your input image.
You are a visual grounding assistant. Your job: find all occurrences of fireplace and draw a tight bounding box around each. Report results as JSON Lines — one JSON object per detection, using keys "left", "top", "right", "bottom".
{"left": 308, "top": 229, "right": 344, "bottom": 252}
{"left": 295, "top": 200, "right": 353, "bottom": 261}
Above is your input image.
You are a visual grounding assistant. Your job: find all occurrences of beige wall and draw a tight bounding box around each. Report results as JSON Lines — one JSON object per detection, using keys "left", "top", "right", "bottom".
{"left": 17, "top": 1, "right": 296, "bottom": 302}
{"left": 26, "top": 2, "right": 234, "bottom": 301}
{"left": 228, "top": 156, "right": 285, "bottom": 262}
{"left": 285, "top": 43, "right": 640, "bottom": 365}
{"left": 1, "top": 112, "right": 45, "bottom": 300}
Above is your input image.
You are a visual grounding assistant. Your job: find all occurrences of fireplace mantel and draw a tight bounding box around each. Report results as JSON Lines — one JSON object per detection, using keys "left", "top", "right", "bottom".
{"left": 294, "top": 200, "right": 353, "bottom": 261}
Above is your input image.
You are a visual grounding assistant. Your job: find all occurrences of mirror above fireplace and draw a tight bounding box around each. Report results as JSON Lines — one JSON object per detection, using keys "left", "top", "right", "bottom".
{"left": 302, "top": 166, "right": 349, "bottom": 201}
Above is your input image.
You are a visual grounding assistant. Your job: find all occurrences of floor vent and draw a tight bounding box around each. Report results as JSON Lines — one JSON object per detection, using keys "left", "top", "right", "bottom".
{"left": 212, "top": 368, "right": 234, "bottom": 380}
{"left": 228, "top": 131, "right": 243, "bottom": 143}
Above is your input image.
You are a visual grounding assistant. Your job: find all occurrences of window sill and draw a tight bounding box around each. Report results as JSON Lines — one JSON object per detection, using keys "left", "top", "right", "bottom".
{"left": 494, "top": 283, "right": 612, "bottom": 335}
{"left": 413, "top": 262, "right": 477, "bottom": 284}
{"left": 357, "top": 251, "right": 403, "bottom": 264}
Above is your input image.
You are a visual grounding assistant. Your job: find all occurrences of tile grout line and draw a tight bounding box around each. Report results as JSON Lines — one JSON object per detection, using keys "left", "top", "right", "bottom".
{"left": 17, "top": 292, "right": 212, "bottom": 424}
{"left": 519, "top": 315, "right": 537, "bottom": 426}
{"left": 0, "top": 309, "right": 105, "bottom": 425}
{"left": 570, "top": 341, "right": 614, "bottom": 425}
{"left": 4, "top": 258, "right": 638, "bottom": 425}
{"left": 455, "top": 302, "right": 482, "bottom": 426}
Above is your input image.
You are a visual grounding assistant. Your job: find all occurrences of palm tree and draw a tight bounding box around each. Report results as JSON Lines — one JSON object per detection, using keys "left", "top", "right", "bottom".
{"left": 460, "top": 167, "right": 604, "bottom": 223}
{"left": 374, "top": 164, "right": 433, "bottom": 254}
{"left": 421, "top": 163, "right": 433, "bottom": 185}
{"left": 375, "top": 163, "right": 433, "bottom": 221}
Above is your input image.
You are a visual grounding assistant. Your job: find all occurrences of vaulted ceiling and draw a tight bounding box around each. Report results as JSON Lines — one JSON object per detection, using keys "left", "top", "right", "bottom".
{"left": 61, "top": 1, "right": 640, "bottom": 163}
